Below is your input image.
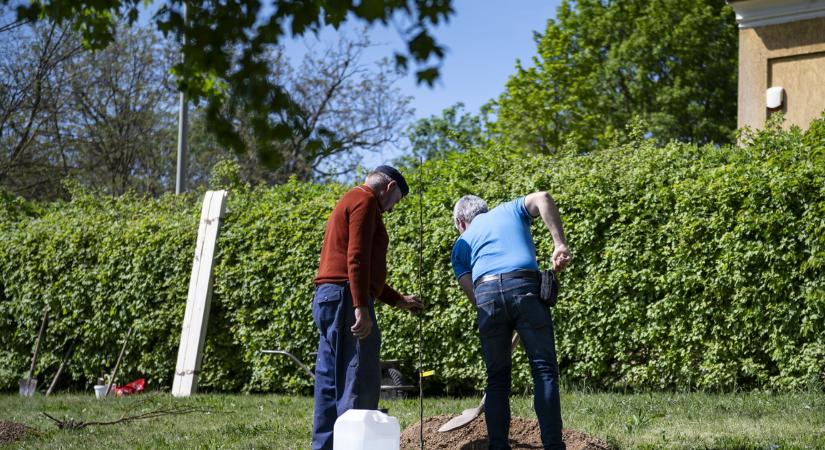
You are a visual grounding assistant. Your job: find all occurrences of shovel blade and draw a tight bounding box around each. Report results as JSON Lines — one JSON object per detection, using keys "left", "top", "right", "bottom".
{"left": 439, "top": 334, "right": 517, "bottom": 433}
{"left": 438, "top": 406, "right": 482, "bottom": 432}
{"left": 18, "top": 379, "right": 37, "bottom": 397}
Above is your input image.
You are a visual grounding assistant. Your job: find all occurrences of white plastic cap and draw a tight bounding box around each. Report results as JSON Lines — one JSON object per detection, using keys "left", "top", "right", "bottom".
{"left": 767, "top": 86, "right": 784, "bottom": 109}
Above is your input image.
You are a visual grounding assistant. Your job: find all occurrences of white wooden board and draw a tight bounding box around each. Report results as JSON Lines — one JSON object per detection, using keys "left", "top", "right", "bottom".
{"left": 172, "top": 190, "right": 227, "bottom": 397}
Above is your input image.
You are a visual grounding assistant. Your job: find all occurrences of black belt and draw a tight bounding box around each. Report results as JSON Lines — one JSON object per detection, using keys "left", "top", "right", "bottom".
{"left": 474, "top": 269, "right": 540, "bottom": 288}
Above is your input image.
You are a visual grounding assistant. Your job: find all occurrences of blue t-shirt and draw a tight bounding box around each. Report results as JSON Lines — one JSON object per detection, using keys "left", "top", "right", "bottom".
{"left": 451, "top": 197, "right": 539, "bottom": 283}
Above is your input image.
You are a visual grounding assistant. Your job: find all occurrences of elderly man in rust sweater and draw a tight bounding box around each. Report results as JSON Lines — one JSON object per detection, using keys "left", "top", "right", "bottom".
{"left": 311, "top": 165, "right": 423, "bottom": 450}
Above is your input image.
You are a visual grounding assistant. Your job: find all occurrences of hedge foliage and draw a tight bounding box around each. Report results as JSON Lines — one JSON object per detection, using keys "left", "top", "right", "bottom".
{"left": 1, "top": 118, "right": 824, "bottom": 393}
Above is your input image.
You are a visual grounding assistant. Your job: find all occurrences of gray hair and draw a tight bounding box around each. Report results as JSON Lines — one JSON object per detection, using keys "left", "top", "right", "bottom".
{"left": 453, "top": 195, "right": 488, "bottom": 228}
{"left": 364, "top": 171, "right": 393, "bottom": 190}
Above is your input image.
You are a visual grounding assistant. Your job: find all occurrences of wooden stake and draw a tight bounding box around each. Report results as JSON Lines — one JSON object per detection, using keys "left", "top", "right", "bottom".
{"left": 106, "top": 327, "right": 133, "bottom": 397}
{"left": 173, "top": 190, "right": 227, "bottom": 397}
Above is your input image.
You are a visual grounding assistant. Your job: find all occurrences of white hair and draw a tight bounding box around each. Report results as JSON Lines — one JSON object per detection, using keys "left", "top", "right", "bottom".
{"left": 453, "top": 195, "right": 488, "bottom": 228}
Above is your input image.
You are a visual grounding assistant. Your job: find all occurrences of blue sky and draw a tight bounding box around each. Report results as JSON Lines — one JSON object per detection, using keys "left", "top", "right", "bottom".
{"left": 281, "top": 0, "right": 562, "bottom": 164}
{"left": 138, "top": 1, "right": 564, "bottom": 166}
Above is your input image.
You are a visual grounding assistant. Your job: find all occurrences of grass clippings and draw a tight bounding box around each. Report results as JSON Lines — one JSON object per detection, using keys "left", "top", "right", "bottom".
{"left": 0, "top": 420, "right": 33, "bottom": 445}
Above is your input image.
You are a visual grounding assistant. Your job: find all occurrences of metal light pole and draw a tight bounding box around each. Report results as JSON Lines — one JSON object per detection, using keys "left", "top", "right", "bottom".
{"left": 175, "top": 1, "right": 188, "bottom": 194}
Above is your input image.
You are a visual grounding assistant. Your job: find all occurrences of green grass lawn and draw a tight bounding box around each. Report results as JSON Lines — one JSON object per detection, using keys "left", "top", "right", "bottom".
{"left": 1, "top": 390, "right": 823, "bottom": 449}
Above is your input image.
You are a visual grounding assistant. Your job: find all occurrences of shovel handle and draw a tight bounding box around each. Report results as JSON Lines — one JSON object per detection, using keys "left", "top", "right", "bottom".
{"left": 106, "top": 327, "right": 133, "bottom": 397}
{"left": 27, "top": 308, "right": 49, "bottom": 381}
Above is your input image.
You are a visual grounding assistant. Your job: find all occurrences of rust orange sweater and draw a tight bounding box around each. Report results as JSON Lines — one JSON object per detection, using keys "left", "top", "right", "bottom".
{"left": 314, "top": 185, "right": 404, "bottom": 308}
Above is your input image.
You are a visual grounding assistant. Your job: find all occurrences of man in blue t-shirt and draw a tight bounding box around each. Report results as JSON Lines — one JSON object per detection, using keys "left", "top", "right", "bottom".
{"left": 451, "top": 192, "right": 571, "bottom": 450}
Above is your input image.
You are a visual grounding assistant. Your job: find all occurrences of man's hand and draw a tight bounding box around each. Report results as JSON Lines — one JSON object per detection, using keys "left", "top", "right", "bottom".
{"left": 397, "top": 295, "right": 424, "bottom": 314}
{"left": 351, "top": 306, "right": 373, "bottom": 339}
{"left": 552, "top": 244, "right": 571, "bottom": 272}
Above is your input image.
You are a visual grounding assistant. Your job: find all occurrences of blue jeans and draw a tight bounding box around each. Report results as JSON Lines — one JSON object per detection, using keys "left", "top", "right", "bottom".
{"left": 311, "top": 283, "right": 381, "bottom": 450}
{"left": 475, "top": 277, "right": 565, "bottom": 450}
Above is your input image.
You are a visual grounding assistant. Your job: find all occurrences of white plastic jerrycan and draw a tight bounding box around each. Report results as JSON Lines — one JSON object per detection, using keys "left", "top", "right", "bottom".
{"left": 333, "top": 409, "right": 400, "bottom": 450}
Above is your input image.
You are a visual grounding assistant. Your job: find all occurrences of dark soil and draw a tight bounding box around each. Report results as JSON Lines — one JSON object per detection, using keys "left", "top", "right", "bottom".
{"left": 400, "top": 415, "right": 613, "bottom": 450}
{"left": 0, "top": 421, "right": 33, "bottom": 445}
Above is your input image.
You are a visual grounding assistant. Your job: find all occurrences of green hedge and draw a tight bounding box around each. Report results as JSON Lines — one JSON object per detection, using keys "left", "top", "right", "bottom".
{"left": 1, "top": 118, "right": 824, "bottom": 393}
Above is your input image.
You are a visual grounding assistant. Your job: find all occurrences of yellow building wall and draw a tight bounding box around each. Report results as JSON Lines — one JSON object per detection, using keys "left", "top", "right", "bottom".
{"left": 738, "top": 16, "right": 825, "bottom": 130}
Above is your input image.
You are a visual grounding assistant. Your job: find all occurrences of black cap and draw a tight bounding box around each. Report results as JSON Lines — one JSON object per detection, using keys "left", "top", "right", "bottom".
{"left": 374, "top": 165, "right": 409, "bottom": 196}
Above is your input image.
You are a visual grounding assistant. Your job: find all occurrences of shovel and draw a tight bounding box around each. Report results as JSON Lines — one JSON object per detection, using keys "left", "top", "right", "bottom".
{"left": 439, "top": 332, "right": 520, "bottom": 432}
{"left": 19, "top": 308, "right": 49, "bottom": 397}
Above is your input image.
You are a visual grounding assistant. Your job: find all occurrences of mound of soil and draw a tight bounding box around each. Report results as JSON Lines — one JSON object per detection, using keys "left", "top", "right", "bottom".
{"left": 0, "top": 421, "right": 32, "bottom": 445}
{"left": 400, "top": 415, "right": 612, "bottom": 450}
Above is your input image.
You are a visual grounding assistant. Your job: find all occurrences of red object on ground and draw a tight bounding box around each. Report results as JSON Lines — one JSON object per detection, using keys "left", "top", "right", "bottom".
{"left": 114, "top": 378, "right": 145, "bottom": 397}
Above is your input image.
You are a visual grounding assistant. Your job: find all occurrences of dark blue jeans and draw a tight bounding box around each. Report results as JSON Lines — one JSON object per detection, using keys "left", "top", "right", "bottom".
{"left": 311, "top": 283, "right": 381, "bottom": 450}
{"left": 475, "top": 277, "right": 565, "bottom": 450}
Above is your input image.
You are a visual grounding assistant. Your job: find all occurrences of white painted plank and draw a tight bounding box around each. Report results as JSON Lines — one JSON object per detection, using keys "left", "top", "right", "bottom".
{"left": 172, "top": 191, "right": 212, "bottom": 396}
{"left": 174, "top": 190, "right": 225, "bottom": 396}
{"left": 173, "top": 190, "right": 227, "bottom": 397}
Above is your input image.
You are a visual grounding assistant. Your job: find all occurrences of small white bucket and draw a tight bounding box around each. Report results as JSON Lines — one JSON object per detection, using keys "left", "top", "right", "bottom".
{"left": 94, "top": 384, "right": 108, "bottom": 399}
